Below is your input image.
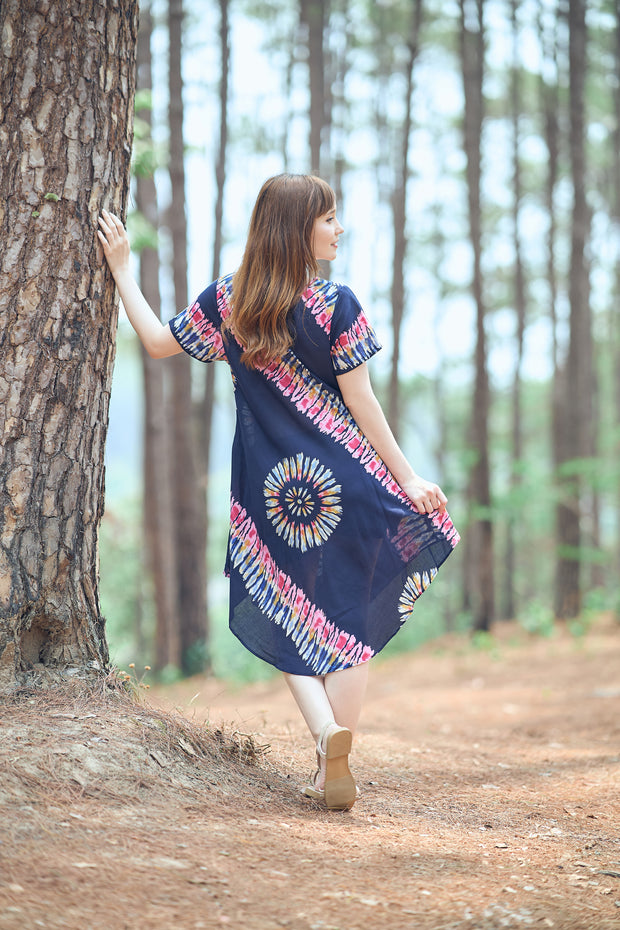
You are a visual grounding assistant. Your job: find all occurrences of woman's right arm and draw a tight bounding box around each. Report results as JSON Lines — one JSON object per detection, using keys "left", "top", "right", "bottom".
{"left": 97, "top": 210, "right": 182, "bottom": 359}
{"left": 336, "top": 362, "right": 447, "bottom": 514}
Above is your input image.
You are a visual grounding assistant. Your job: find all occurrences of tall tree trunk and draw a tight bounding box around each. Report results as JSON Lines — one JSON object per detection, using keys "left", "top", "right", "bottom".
{"left": 555, "top": 0, "right": 591, "bottom": 619}
{"left": 503, "top": 0, "right": 527, "bottom": 621}
{"left": 300, "top": 0, "right": 328, "bottom": 175}
{"left": 613, "top": 2, "right": 620, "bottom": 594}
{"left": 459, "top": 0, "right": 494, "bottom": 632}
{"left": 387, "top": 0, "right": 423, "bottom": 440}
{"left": 538, "top": 2, "right": 568, "bottom": 619}
{"left": 136, "top": 2, "right": 180, "bottom": 670}
{"left": 328, "top": 0, "right": 351, "bottom": 212}
{"left": 168, "top": 0, "right": 208, "bottom": 673}
{"left": 278, "top": 18, "right": 297, "bottom": 172}
{"left": 196, "top": 0, "right": 231, "bottom": 669}
{"left": 0, "top": 0, "right": 138, "bottom": 687}
{"left": 430, "top": 191, "right": 453, "bottom": 629}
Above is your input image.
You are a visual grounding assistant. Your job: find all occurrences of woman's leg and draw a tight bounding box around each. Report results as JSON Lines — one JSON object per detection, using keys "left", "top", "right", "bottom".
{"left": 282, "top": 672, "right": 334, "bottom": 744}
{"left": 285, "top": 664, "right": 369, "bottom": 806}
{"left": 324, "top": 662, "right": 369, "bottom": 734}
{"left": 283, "top": 662, "right": 370, "bottom": 743}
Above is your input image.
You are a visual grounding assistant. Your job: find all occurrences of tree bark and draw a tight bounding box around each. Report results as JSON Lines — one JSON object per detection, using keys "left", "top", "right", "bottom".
{"left": 300, "top": 0, "right": 327, "bottom": 175}
{"left": 537, "top": 2, "right": 570, "bottom": 619}
{"left": 459, "top": 0, "right": 494, "bottom": 632}
{"left": 0, "top": 0, "right": 138, "bottom": 687}
{"left": 387, "top": 0, "right": 423, "bottom": 441}
{"left": 328, "top": 0, "right": 351, "bottom": 212}
{"left": 613, "top": 2, "right": 620, "bottom": 595}
{"left": 168, "top": 0, "right": 208, "bottom": 674}
{"left": 555, "top": 0, "right": 591, "bottom": 619}
{"left": 503, "top": 0, "right": 527, "bottom": 621}
{"left": 196, "top": 0, "right": 231, "bottom": 670}
{"left": 136, "top": 2, "right": 180, "bottom": 671}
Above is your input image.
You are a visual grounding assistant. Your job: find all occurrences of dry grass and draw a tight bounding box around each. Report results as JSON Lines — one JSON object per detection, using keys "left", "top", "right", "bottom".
{"left": 0, "top": 677, "right": 273, "bottom": 810}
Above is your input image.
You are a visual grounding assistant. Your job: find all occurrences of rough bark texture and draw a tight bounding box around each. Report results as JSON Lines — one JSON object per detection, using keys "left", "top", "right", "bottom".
{"left": 136, "top": 4, "right": 180, "bottom": 670}
{"left": 0, "top": 0, "right": 138, "bottom": 687}
{"left": 168, "top": 0, "right": 208, "bottom": 674}
{"left": 459, "top": 0, "right": 494, "bottom": 632}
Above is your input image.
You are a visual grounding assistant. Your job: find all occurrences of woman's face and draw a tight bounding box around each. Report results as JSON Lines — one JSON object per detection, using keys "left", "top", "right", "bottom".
{"left": 311, "top": 205, "right": 344, "bottom": 262}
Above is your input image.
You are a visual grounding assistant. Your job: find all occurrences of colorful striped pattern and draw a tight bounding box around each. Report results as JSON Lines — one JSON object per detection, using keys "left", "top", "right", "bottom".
{"left": 301, "top": 279, "right": 339, "bottom": 333}
{"left": 331, "top": 311, "right": 382, "bottom": 373}
{"left": 229, "top": 497, "right": 374, "bottom": 674}
{"left": 261, "top": 353, "right": 460, "bottom": 550}
{"left": 169, "top": 301, "right": 226, "bottom": 362}
{"left": 398, "top": 569, "right": 439, "bottom": 622}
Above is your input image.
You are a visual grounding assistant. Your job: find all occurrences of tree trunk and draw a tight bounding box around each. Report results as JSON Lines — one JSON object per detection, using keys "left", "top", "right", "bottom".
{"left": 555, "top": 0, "right": 591, "bottom": 619}
{"left": 0, "top": 0, "right": 138, "bottom": 687}
{"left": 613, "top": 2, "right": 620, "bottom": 596}
{"left": 328, "top": 0, "right": 351, "bottom": 212}
{"left": 387, "top": 0, "right": 423, "bottom": 440}
{"left": 300, "top": 0, "right": 327, "bottom": 175}
{"left": 537, "top": 3, "right": 569, "bottom": 620}
{"left": 136, "top": 2, "right": 180, "bottom": 670}
{"left": 168, "top": 0, "right": 208, "bottom": 674}
{"left": 196, "top": 0, "right": 231, "bottom": 669}
{"left": 459, "top": 0, "right": 494, "bottom": 632}
{"left": 503, "top": 0, "right": 527, "bottom": 621}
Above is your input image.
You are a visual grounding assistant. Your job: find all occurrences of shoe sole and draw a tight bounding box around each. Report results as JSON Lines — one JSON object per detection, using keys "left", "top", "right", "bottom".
{"left": 323, "top": 727, "right": 356, "bottom": 810}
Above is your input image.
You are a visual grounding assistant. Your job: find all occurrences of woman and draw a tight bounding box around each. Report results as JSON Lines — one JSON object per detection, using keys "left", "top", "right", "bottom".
{"left": 98, "top": 173, "right": 459, "bottom": 811}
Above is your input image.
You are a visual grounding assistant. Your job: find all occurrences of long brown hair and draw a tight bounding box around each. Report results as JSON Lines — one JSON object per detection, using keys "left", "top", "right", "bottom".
{"left": 224, "top": 174, "right": 336, "bottom": 368}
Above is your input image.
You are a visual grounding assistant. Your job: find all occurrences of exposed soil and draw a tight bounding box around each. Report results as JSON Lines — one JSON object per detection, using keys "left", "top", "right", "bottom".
{"left": 1, "top": 618, "right": 619, "bottom": 930}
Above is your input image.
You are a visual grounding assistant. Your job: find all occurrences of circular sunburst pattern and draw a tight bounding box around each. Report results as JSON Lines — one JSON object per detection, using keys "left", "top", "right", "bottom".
{"left": 398, "top": 569, "right": 438, "bottom": 622}
{"left": 264, "top": 453, "right": 342, "bottom": 551}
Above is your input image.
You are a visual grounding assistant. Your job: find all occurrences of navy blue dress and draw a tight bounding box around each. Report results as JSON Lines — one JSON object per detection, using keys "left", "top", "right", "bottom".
{"left": 169, "top": 274, "right": 459, "bottom": 676}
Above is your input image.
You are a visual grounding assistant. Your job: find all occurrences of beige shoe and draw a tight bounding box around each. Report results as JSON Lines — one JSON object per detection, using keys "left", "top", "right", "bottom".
{"left": 301, "top": 722, "right": 357, "bottom": 810}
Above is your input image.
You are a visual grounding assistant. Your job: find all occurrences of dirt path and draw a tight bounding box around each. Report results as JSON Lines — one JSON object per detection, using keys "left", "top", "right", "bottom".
{"left": 1, "top": 619, "right": 619, "bottom": 929}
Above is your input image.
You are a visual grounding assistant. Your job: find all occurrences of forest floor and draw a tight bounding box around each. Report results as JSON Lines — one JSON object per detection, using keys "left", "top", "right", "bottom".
{"left": 0, "top": 617, "right": 619, "bottom": 930}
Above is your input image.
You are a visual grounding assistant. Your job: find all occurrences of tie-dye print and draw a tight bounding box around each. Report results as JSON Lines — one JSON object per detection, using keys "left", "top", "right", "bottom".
{"left": 169, "top": 274, "right": 459, "bottom": 676}
{"left": 264, "top": 453, "right": 343, "bottom": 552}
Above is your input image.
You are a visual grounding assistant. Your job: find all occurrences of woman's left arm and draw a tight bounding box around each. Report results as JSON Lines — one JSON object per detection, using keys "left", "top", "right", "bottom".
{"left": 98, "top": 210, "right": 182, "bottom": 359}
{"left": 336, "top": 363, "right": 447, "bottom": 514}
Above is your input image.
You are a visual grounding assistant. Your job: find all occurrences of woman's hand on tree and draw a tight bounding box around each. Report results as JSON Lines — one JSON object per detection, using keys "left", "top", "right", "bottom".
{"left": 400, "top": 475, "right": 448, "bottom": 514}
{"left": 97, "top": 210, "right": 130, "bottom": 277}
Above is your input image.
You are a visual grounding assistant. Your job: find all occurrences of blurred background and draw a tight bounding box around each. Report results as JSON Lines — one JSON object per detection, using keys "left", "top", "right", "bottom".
{"left": 101, "top": 0, "right": 620, "bottom": 682}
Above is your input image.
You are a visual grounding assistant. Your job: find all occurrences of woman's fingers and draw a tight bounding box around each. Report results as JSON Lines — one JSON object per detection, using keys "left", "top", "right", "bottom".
{"left": 98, "top": 210, "right": 124, "bottom": 238}
{"left": 408, "top": 481, "right": 448, "bottom": 514}
{"left": 97, "top": 211, "right": 130, "bottom": 274}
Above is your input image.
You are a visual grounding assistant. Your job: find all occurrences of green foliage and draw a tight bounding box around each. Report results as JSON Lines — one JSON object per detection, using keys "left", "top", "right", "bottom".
{"left": 126, "top": 210, "right": 159, "bottom": 253}
{"left": 470, "top": 630, "right": 498, "bottom": 655}
{"left": 131, "top": 92, "right": 160, "bottom": 179}
{"left": 184, "top": 639, "right": 211, "bottom": 677}
{"left": 131, "top": 124, "right": 160, "bottom": 178}
{"left": 519, "top": 601, "right": 555, "bottom": 638}
{"left": 134, "top": 88, "right": 153, "bottom": 113}
{"left": 99, "top": 497, "right": 150, "bottom": 669}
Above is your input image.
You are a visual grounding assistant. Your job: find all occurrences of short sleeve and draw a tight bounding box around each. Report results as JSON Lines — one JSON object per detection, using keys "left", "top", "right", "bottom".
{"left": 168, "top": 281, "right": 227, "bottom": 363}
{"left": 330, "top": 285, "right": 382, "bottom": 374}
